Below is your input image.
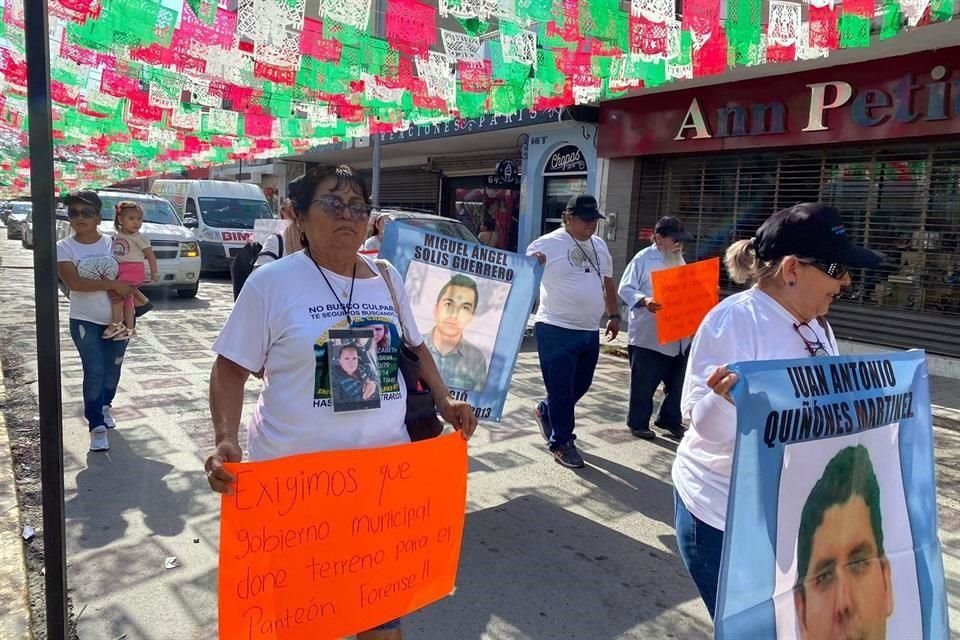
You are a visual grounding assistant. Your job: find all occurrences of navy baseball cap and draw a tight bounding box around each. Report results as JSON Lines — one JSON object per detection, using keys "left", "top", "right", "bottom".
{"left": 62, "top": 190, "right": 102, "bottom": 212}
{"left": 566, "top": 194, "right": 604, "bottom": 220}
{"left": 754, "top": 203, "right": 884, "bottom": 268}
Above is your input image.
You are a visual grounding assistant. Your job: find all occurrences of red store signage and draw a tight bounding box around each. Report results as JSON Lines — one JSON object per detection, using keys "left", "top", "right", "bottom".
{"left": 599, "top": 48, "right": 960, "bottom": 157}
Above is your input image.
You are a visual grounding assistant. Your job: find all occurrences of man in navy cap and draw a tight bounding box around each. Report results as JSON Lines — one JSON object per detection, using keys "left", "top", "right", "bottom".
{"left": 618, "top": 216, "right": 695, "bottom": 440}
{"left": 527, "top": 194, "right": 620, "bottom": 468}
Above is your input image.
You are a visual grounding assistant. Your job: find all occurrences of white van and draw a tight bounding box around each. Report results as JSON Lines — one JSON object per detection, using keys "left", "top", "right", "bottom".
{"left": 151, "top": 180, "right": 275, "bottom": 272}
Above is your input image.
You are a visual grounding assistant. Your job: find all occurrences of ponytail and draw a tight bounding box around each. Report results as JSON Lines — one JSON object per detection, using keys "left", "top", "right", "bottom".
{"left": 724, "top": 238, "right": 783, "bottom": 285}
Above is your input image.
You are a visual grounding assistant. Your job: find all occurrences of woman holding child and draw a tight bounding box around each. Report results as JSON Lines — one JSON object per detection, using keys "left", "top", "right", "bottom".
{"left": 55, "top": 190, "right": 133, "bottom": 452}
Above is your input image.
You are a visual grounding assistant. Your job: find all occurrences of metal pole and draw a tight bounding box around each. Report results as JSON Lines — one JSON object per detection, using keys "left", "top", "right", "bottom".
{"left": 370, "top": 0, "right": 386, "bottom": 209}
{"left": 372, "top": 137, "right": 381, "bottom": 209}
{"left": 238, "top": 156, "right": 243, "bottom": 183}
{"left": 24, "top": 0, "right": 68, "bottom": 638}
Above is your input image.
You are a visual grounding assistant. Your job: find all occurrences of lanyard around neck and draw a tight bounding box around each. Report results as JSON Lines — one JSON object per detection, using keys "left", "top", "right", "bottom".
{"left": 567, "top": 232, "right": 603, "bottom": 283}
{"left": 307, "top": 250, "right": 357, "bottom": 325}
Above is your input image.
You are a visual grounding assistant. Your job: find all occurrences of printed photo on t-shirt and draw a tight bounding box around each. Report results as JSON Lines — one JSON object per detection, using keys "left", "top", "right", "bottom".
{"left": 313, "top": 316, "right": 403, "bottom": 403}
{"left": 327, "top": 328, "right": 381, "bottom": 413}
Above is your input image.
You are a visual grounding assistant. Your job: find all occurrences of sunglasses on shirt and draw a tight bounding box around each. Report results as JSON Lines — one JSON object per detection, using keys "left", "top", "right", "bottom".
{"left": 794, "top": 322, "right": 831, "bottom": 357}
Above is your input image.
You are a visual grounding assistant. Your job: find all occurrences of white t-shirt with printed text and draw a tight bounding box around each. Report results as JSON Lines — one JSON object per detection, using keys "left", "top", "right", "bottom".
{"left": 56, "top": 234, "right": 116, "bottom": 325}
{"left": 213, "top": 252, "right": 424, "bottom": 461}
{"left": 526, "top": 228, "right": 613, "bottom": 332}
{"left": 672, "top": 286, "right": 838, "bottom": 531}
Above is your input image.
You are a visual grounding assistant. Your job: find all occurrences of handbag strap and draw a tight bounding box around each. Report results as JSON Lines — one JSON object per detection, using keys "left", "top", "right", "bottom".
{"left": 374, "top": 259, "right": 414, "bottom": 347}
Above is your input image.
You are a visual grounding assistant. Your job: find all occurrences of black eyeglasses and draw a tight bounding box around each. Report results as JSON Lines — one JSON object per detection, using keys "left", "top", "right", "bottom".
{"left": 804, "top": 260, "right": 849, "bottom": 280}
{"left": 310, "top": 196, "right": 371, "bottom": 221}
{"left": 67, "top": 207, "right": 98, "bottom": 219}
{"left": 794, "top": 322, "right": 830, "bottom": 357}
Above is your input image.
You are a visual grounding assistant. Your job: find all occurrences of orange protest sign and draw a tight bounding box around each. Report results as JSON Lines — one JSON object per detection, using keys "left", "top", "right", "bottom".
{"left": 651, "top": 258, "right": 720, "bottom": 344}
{"left": 218, "top": 433, "right": 468, "bottom": 640}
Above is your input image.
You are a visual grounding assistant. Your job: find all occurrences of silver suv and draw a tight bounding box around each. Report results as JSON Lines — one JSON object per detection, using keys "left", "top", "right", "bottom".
{"left": 57, "top": 191, "right": 203, "bottom": 298}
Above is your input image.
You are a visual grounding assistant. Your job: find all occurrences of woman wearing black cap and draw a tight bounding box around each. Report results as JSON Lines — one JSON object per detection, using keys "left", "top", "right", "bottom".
{"left": 671, "top": 203, "right": 883, "bottom": 619}
{"left": 56, "top": 190, "right": 136, "bottom": 452}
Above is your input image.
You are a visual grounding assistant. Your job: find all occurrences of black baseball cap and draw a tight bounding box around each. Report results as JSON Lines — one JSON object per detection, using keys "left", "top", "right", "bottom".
{"left": 62, "top": 190, "right": 102, "bottom": 212}
{"left": 566, "top": 194, "right": 604, "bottom": 220}
{"left": 655, "top": 216, "right": 694, "bottom": 241}
{"left": 754, "top": 203, "right": 884, "bottom": 268}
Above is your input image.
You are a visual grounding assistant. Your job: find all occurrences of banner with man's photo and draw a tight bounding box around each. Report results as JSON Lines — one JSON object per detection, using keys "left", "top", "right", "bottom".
{"left": 379, "top": 223, "right": 542, "bottom": 421}
{"left": 717, "top": 351, "right": 949, "bottom": 640}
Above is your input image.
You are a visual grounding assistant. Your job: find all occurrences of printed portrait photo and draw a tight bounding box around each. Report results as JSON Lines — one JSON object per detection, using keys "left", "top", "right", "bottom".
{"left": 403, "top": 261, "right": 510, "bottom": 392}
{"left": 772, "top": 425, "right": 922, "bottom": 640}
{"left": 327, "top": 328, "right": 381, "bottom": 413}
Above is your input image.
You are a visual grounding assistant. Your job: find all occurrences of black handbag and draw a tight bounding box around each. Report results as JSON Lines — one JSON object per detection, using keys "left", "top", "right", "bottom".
{"left": 375, "top": 261, "right": 444, "bottom": 442}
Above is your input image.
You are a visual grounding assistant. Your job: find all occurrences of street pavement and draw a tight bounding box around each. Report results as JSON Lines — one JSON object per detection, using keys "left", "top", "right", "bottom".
{"left": 0, "top": 235, "right": 959, "bottom": 639}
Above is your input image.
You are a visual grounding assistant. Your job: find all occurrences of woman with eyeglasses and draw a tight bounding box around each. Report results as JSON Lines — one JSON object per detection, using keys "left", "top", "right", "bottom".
{"left": 204, "top": 165, "right": 478, "bottom": 640}
{"left": 671, "top": 203, "right": 883, "bottom": 620}
{"left": 55, "top": 190, "right": 136, "bottom": 452}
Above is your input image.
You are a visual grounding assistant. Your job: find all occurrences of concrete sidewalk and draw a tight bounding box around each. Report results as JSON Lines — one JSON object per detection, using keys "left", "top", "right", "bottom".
{"left": 0, "top": 361, "right": 31, "bottom": 640}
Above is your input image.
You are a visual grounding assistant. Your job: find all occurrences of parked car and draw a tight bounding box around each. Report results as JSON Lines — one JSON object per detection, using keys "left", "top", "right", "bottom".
{"left": 5, "top": 201, "right": 31, "bottom": 240}
{"left": 0, "top": 202, "right": 13, "bottom": 224}
{"left": 21, "top": 210, "right": 33, "bottom": 249}
{"left": 56, "top": 190, "right": 202, "bottom": 298}
{"left": 371, "top": 209, "right": 482, "bottom": 245}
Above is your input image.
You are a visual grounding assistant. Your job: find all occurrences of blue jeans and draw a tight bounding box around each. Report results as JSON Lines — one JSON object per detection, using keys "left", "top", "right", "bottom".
{"left": 535, "top": 323, "right": 600, "bottom": 450}
{"left": 69, "top": 319, "right": 128, "bottom": 431}
{"left": 674, "top": 490, "right": 724, "bottom": 619}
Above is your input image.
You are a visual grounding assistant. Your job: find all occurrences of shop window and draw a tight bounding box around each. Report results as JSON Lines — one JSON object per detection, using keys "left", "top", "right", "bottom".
{"left": 637, "top": 144, "right": 960, "bottom": 328}
{"left": 448, "top": 179, "right": 520, "bottom": 252}
{"left": 543, "top": 176, "right": 588, "bottom": 235}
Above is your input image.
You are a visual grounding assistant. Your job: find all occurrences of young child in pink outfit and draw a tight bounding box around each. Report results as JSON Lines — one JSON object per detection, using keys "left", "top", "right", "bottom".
{"left": 103, "top": 201, "right": 159, "bottom": 340}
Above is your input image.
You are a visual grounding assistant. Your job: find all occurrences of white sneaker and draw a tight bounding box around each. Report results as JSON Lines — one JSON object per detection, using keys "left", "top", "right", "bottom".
{"left": 89, "top": 426, "right": 110, "bottom": 452}
{"left": 102, "top": 406, "right": 116, "bottom": 429}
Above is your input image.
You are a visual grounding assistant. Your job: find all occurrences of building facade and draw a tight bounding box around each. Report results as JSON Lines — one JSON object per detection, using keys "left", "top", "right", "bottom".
{"left": 599, "top": 47, "right": 960, "bottom": 360}
{"left": 286, "top": 107, "right": 600, "bottom": 253}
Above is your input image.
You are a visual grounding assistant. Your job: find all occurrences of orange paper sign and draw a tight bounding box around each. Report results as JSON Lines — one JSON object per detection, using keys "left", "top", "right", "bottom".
{"left": 218, "top": 434, "right": 468, "bottom": 640}
{"left": 651, "top": 258, "right": 720, "bottom": 344}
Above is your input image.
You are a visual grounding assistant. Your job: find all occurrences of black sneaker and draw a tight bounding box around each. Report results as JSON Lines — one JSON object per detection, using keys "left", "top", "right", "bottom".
{"left": 630, "top": 427, "right": 656, "bottom": 440}
{"left": 534, "top": 402, "right": 552, "bottom": 443}
{"left": 552, "top": 442, "right": 585, "bottom": 469}
{"left": 656, "top": 423, "right": 687, "bottom": 439}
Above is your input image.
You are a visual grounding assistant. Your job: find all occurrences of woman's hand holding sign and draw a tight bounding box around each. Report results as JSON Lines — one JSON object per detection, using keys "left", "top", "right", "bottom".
{"left": 437, "top": 396, "right": 479, "bottom": 440}
{"left": 707, "top": 365, "right": 738, "bottom": 405}
{"left": 643, "top": 296, "right": 663, "bottom": 313}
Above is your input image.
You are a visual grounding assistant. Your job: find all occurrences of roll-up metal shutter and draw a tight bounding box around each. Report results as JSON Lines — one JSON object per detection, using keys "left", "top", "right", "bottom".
{"left": 635, "top": 143, "right": 960, "bottom": 357}
{"left": 362, "top": 168, "right": 441, "bottom": 213}
{"left": 430, "top": 150, "right": 520, "bottom": 177}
